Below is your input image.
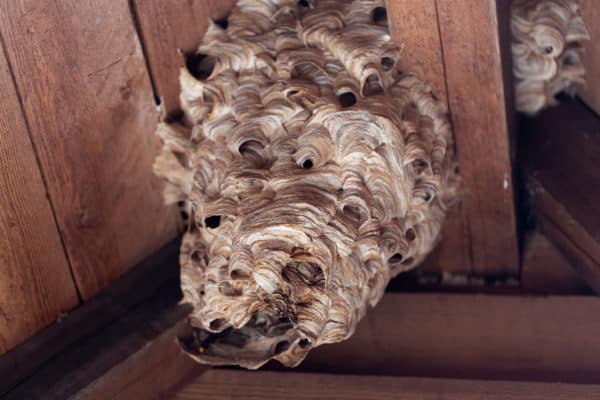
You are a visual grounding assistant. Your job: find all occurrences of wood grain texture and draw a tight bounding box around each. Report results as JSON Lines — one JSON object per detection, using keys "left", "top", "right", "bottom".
{"left": 521, "top": 231, "right": 591, "bottom": 294}
{"left": 133, "top": 0, "right": 237, "bottom": 116}
{"left": 579, "top": 0, "right": 600, "bottom": 114}
{"left": 8, "top": 280, "right": 600, "bottom": 399}
{"left": 521, "top": 98, "right": 600, "bottom": 293}
{"left": 0, "top": 43, "right": 79, "bottom": 354}
{"left": 386, "top": 0, "right": 472, "bottom": 274}
{"left": 435, "top": 0, "right": 519, "bottom": 276}
{"left": 0, "top": 0, "right": 179, "bottom": 299}
{"left": 1, "top": 244, "right": 190, "bottom": 400}
{"left": 175, "top": 370, "right": 600, "bottom": 400}
{"left": 0, "top": 239, "right": 180, "bottom": 395}
{"left": 300, "top": 293, "right": 600, "bottom": 383}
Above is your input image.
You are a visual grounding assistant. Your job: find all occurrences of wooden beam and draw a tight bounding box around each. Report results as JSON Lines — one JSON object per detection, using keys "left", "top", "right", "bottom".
{"left": 0, "top": 238, "right": 180, "bottom": 396}
{"left": 521, "top": 98, "right": 600, "bottom": 293}
{"left": 435, "top": 0, "right": 519, "bottom": 276}
{"left": 0, "top": 37, "right": 79, "bottom": 354}
{"left": 175, "top": 370, "right": 600, "bottom": 400}
{"left": 4, "top": 275, "right": 600, "bottom": 399}
{"left": 0, "top": 0, "right": 180, "bottom": 299}
{"left": 132, "top": 0, "right": 237, "bottom": 117}
{"left": 386, "top": 0, "right": 472, "bottom": 274}
{"left": 300, "top": 292, "right": 600, "bottom": 383}
{"left": 521, "top": 231, "right": 591, "bottom": 294}
{"left": 579, "top": 0, "right": 600, "bottom": 114}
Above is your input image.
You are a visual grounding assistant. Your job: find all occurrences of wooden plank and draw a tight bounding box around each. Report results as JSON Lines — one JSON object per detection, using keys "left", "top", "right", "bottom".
{"left": 71, "top": 318, "right": 202, "bottom": 400}
{"left": 435, "top": 0, "right": 519, "bottom": 276}
{"left": 521, "top": 98, "right": 600, "bottom": 293}
{"left": 300, "top": 293, "right": 600, "bottom": 383}
{"left": 0, "top": 238, "right": 180, "bottom": 395}
{"left": 0, "top": 41, "right": 79, "bottom": 354}
{"left": 386, "top": 0, "right": 447, "bottom": 103}
{"left": 6, "top": 285, "right": 600, "bottom": 399}
{"left": 579, "top": 0, "right": 600, "bottom": 114}
{"left": 521, "top": 231, "right": 591, "bottom": 294}
{"left": 175, "top": 370, "right": 600, "bottom": 400}
{"left": 0, "top": 0, "right": 180, "bottom": 299}
{"left": 1, "top": 241, "right": 188, "bottom": 400}
{"left": 386, "top": 0, "right": 472, "bottom": 274}
{"left": 132, "top": 0, "right": 237, "bottom": 117}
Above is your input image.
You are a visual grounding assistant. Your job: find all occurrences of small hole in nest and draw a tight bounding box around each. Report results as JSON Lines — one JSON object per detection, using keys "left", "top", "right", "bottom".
{"left": 543, "top": 46, "right": 553, "bottom": 55}
{"left": 424, "top": 192, "right": 433, "bottom": 202}
{"left": 381, "top": 57, "right": 395, "bottom": 71}
{"left": 412, "top": 159, "right": 429, "bottom": 174}
{"left": 231, "top": 269, "right": 251, "bottom": 280}
{"left": 389, "top": 253, "right": 403, "bottom": 264}
{"left": 185, "top": 53, "right": 215, "bottom": 80}
{"left": 239, "top": 140, "right": 263, "bottom": 154}
{"left": 209, "top": 318, "right": 226, "bottom": 331}
{"left": 297, "top": 0, "right": 310, "bottom": 7}
{"left": 214, "top": 17, "right": 228, "bottom": 29}
{"left": 372, "top": 7, "right": 388, "bottom": 26}
{"left": 405, "top": 228, "right": 416, "bottom": 242}
{"left": 205, "top": 215, "right": 221, "bottom": 228}
{"left": 288, "top": 89, "right": 299, "bottom": 95}
{"left": 179, "top": 210, "right": 189, "bottom": 222}
{"left": 302, "top": 159, "right": 314, "bottom": 169}
{"left": 338, "top": 92, "right": 356, "bottom": 107}
{"left": 275, "top": 341, "right": 291, "bottom": 354}
{"left": 299, "top": 338, "right": 312, "bottom": 348}
{"left": 191, "top": 250, "right": 203, "bottom": 264}
{"left": 364, "top": 74, "right": 384, "bottom": 96}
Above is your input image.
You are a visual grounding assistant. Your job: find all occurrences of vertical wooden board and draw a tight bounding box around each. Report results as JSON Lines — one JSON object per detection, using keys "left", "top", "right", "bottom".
{"left": 0, "top": 0, "right": 179, "bottom": 299}
{"left": 0, "top": 48, "right": 79, "bottom": 353}
{"left": 386, "top": 0, "right": 447, "bottom": 103}
{"left": 435, "top": 0, "right": 519, "bottom": 276}
{"left": 386, "top": 0, "right": 471, "bottom": 273}
{"left": 133, "top": 0, "right": 238, "bottom": 117}
{"left": 579, "top": 0, "right": 600, "bottom": 114}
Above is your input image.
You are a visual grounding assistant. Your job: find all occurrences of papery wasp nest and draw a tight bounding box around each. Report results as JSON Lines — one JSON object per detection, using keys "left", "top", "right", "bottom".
{"left": 511, "top": 0, "right": 590, "bottom": 115}
{"left": 154, "top": 0, "right": 458, "bottom": 369}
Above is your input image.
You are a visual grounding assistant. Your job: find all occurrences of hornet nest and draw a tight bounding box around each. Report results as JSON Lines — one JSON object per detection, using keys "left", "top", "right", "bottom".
{"left": 511, "top": 0, "right": 590, "bottom": 115}
{"left": 154, "top": 0, "right": 458, "bottom": 369}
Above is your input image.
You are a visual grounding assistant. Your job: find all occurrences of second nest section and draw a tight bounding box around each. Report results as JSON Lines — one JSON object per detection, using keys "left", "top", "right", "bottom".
{"left": 155, "top": 0, "right": 458, "bottom": 369}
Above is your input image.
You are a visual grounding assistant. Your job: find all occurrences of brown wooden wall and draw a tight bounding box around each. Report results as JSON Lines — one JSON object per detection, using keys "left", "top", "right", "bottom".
{"left": 0, "top": 0, "right": 525, "bottom": 354}
{"left": 580, "top": 0, "right": 600, "bottom": 114}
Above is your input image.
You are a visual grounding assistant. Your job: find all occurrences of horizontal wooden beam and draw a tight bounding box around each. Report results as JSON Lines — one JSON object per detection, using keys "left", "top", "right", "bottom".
{"left": 4, "top": 288, "right": 600, "bottom": 399}
{"left": 175, "top": 370, "right": 600, "bottom": 400}
{"left": 3, "top": 232, "right": 599, "bottom": 398}
{"left": 298, "top": 292, "right": 600, "bottom": 383}
{"left": 0, "top": 238, "right": 181, "bottom": 397}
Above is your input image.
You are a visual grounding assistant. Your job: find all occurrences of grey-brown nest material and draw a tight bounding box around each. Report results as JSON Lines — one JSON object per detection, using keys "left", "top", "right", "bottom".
{"left": 511, "top": 0, "right": 590, "bottom": 115}
{"left": 154, "top": 0, "right": 458, "bottom": 369}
